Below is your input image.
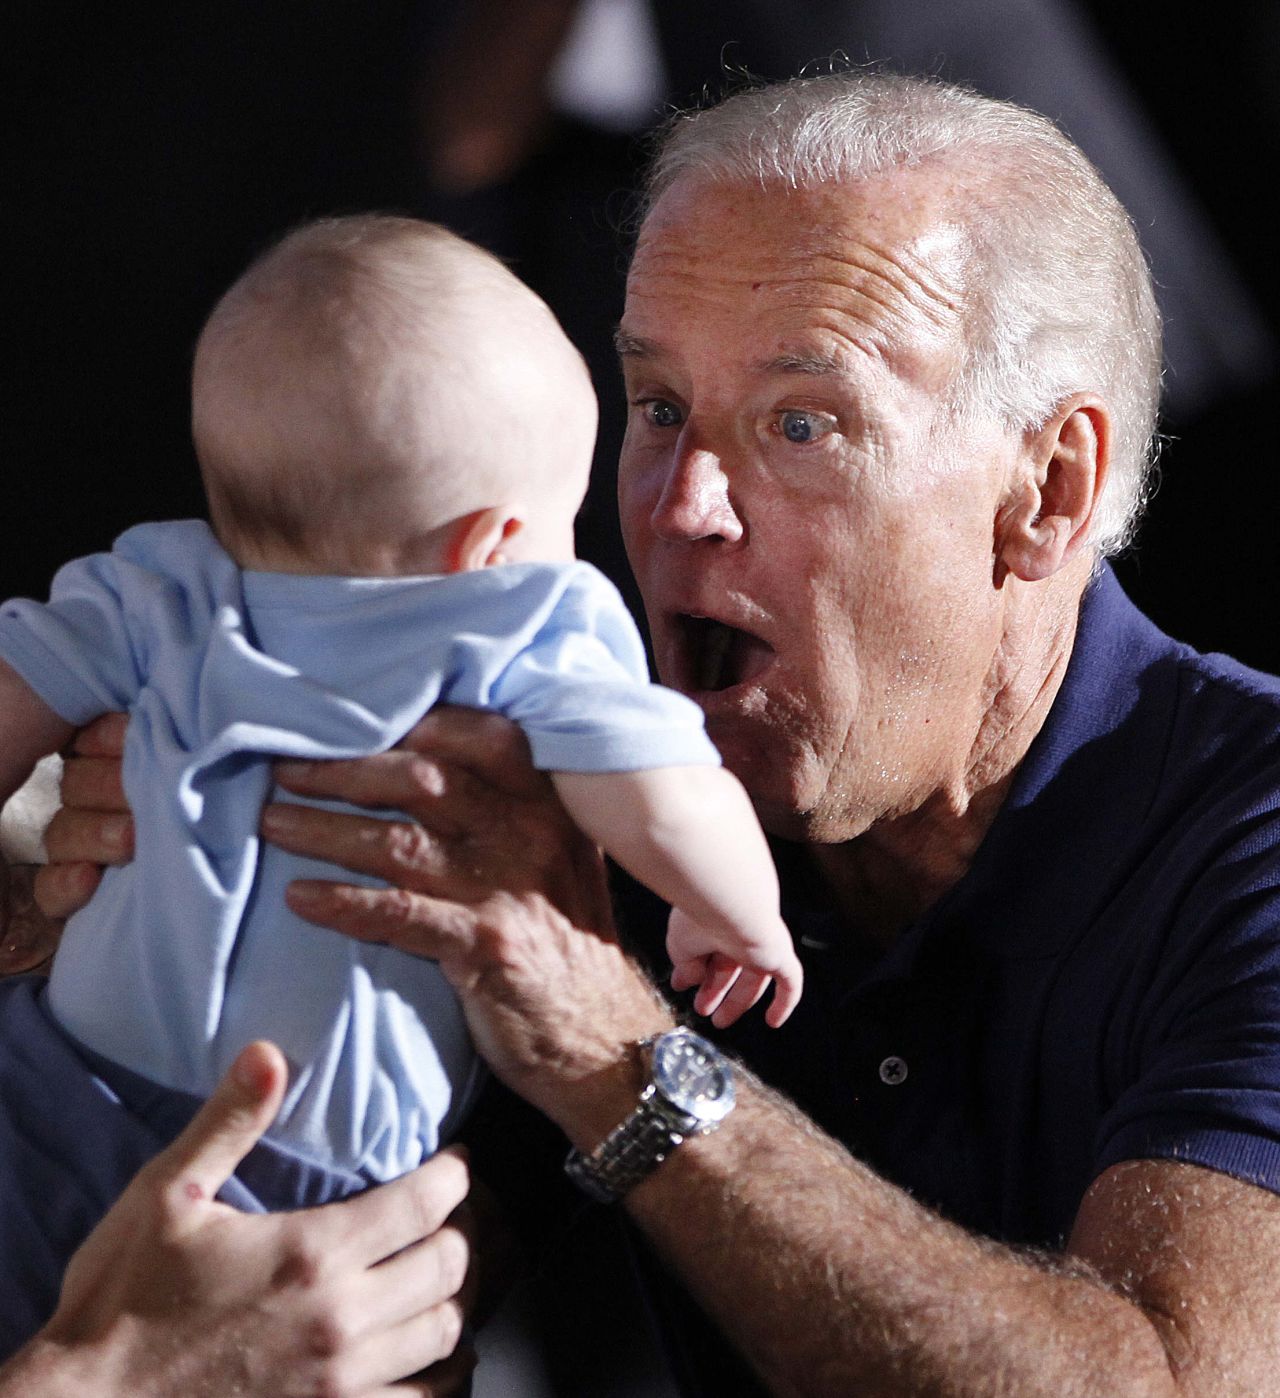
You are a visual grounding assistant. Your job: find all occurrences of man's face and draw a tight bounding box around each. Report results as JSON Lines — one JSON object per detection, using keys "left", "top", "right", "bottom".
{"left": 618, "top": 175, "right": 1025, "bottom": 841}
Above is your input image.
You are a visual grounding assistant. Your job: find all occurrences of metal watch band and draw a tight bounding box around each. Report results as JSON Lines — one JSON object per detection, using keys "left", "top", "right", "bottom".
{"left": 564, "top": 1028, "right": 735, "bottom": 1203}
{"left": 564, "top": 1090, "right": 696, "bottom": 1203}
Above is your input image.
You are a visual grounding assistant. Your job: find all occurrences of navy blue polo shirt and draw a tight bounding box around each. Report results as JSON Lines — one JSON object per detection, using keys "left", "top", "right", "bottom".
{"left": 687, "top": 565, "right": 1280, "bottom": 1249}
{"left": 386, "top": 565, "right": 1280, "bottom": 1396}
{"left": 618, "top": 565, "right": 1280, "bottom": 1259}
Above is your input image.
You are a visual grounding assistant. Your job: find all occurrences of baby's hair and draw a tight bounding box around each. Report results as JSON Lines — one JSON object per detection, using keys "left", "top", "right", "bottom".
{"left": 192, "top": 214, "right": 565, "bottom": 571}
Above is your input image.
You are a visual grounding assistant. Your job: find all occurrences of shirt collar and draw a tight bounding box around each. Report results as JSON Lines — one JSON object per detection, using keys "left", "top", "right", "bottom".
{"left": 934, "top": 562, "right": 1183, "bottom": 958}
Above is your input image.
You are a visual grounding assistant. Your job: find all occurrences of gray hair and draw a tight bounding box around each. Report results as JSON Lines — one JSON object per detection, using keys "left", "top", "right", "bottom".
{"left": 642, "top": 72, "right": 1163, "bottom": 556}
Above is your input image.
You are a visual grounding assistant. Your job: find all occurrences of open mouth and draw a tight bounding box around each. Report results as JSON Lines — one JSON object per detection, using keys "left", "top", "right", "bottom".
{"left": 673, "top": 614, "right": 775, "bottom": 693}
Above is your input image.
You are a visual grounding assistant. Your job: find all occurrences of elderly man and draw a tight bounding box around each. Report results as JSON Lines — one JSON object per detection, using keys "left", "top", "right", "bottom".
{"left": 8, "top": 71, "right": 1280, "bottom": 1393}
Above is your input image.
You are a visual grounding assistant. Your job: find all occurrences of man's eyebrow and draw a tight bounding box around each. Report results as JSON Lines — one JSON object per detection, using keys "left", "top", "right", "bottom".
{"left": 759, "top": 350, "right": 847, "bottom": 376}
{"left": 613, "top": 327, "right": 655, "bottom": 358}
{"left": 612, "top": 335, "right": 852, "bottom": 373}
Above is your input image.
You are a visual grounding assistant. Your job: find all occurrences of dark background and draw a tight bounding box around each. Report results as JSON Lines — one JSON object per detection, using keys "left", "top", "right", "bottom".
{"left": 5, "top": 2, "right": 1277, "bottom": 668}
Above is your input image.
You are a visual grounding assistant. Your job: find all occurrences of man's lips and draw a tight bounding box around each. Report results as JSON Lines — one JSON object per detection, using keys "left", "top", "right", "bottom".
{"left": 667, "top": 613, "right": 776, "bottom": 694}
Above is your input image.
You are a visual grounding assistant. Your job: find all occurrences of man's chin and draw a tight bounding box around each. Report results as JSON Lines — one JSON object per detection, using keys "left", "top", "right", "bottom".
{"left": 717, "top": 742, "right": 875, "bottom": 846}
{"left": 709, "top": 731, "right": 813, "bottom": 839}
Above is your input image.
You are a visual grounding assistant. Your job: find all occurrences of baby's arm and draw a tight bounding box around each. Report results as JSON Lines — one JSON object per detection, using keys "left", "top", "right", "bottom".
{"left": 0, "top": 657, "right": 74, "bottom": 812}
{"left": 551, "top": 765, "right": 802, "bottom": 1027}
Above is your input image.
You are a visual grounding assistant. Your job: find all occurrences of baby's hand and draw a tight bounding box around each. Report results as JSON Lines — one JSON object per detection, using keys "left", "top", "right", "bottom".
{"left": 667, "top": 908, "right": 803, "bottom": 1029}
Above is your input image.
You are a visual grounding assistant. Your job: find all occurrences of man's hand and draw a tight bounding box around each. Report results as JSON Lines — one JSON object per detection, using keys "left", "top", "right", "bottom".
{"left": 34, "top": 713, "right": 132, "bottom": 920}
{"left": 262, "top": 708, "right": 674, "bottom": 1142}
{"left": 3, "top": 1040, "right": 474, "bottom": 1397}
{"left": 0, "top": 860, "right": 63, "bottom": 976}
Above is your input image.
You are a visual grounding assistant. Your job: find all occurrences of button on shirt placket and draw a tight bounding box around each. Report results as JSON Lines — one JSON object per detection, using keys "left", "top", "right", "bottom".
{"left": 878, "top": 1054, "right": 909, "bottom": 1086}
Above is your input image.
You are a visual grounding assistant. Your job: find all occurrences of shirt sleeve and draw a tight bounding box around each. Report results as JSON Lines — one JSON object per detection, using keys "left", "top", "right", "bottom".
{"left": 1093, "top": 804, "right": 1280, "bottom": 1194}
{"left": 0, "top": 521, "right": 226, "bottom": 726}
{"left": 0, "top": 551, "right": 144, "bottom": 724}
{"left": 487, "top": 566, "right": 721, "bottom": 773}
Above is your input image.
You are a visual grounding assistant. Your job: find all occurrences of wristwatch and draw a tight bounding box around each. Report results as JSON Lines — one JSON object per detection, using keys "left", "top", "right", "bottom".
{"left": 564, "top": 1027, "right": 736, "bottom": 1203}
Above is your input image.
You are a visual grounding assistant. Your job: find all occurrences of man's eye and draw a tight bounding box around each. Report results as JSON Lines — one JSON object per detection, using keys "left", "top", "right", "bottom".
{"left": 778, "top": 409, "right": 835, "bottom": 444}
{"left": 641, "top": 399, "right": 683, "bottom": 429}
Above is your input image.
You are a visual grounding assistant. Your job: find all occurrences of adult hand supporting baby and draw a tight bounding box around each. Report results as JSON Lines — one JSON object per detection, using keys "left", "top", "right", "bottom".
{"left": 264, "top": 706, "right": 676, "bottom": 1145}
{"left": 33, "top": 713, "right": 132, "bottom": 920}
{"left": 0, "top": 1040, "right": 475, "bottom": 1397}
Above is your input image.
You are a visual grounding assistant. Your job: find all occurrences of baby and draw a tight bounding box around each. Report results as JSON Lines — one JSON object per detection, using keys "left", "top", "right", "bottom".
{"left": 0, "top": 215, "right": 801, "bottom": 1197}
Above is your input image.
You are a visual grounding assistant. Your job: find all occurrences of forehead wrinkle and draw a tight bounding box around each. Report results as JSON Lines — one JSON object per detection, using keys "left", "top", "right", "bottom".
{"left": 896, "top": 240, "right": 967, "bottom": 321}
{"left": 630, "top": 244, "right": 962, "bottom": 357}
{"left": 802, "top": 238, "right": 967, "bottom": 343}
{"left": 756, "top": 273, "right": 933, "bottom": 370}
{"left": 625, "top": 215, "right": 968, "bottom": 380}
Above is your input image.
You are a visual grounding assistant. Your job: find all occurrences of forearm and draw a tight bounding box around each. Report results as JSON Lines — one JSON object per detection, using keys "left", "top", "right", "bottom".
{"left": 0, "top": 660, "right": 75, "bottom": 804}
{"left": 554, "top": 766, "right": 780, "bottom": 932}
{"left": 578, "top": 1070, "right": 1179, "bottom": 1397}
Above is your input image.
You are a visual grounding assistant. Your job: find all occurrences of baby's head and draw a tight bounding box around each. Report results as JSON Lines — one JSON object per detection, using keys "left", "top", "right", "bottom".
{"left": 192, "top": 215, "right": 598, "bottom": 575}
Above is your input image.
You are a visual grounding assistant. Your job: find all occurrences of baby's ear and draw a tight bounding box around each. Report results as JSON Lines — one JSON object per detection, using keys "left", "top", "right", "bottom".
{"left": 444, "top": 508, "right": 523, "bottom": 572}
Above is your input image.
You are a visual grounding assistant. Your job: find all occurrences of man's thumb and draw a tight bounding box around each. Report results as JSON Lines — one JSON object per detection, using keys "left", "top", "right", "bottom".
{"left": 155, "top": 1040, "right": 288, "bottom": 1202}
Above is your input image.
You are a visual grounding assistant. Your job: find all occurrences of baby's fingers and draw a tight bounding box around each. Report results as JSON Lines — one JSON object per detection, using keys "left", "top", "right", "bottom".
{"left": 693, "top": 955, "right": 741, "bottom": 1021}
{"left": 709, "top": 968, "right": 769, "bottom": 1028}
{"left": 669, "top": 955, "right": 710, "bottom": 993}
{"left": 765, "top": 959, "right": 805, "bottom": 1029}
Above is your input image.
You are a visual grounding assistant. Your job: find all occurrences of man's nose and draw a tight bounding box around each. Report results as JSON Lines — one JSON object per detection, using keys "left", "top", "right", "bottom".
{"left": 650, "top": 432, "right": 744, "bottom": 544}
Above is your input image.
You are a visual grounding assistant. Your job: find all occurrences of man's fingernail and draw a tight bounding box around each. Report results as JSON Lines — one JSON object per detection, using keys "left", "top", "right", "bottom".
{"left": 106, "top": 815, "right": 133, "bottom": 851}
{"left": 260, "top": 804, "right": 294, "bottom": 836}
{"left": 286, "top": 880, "right": 322, "bottom": 908}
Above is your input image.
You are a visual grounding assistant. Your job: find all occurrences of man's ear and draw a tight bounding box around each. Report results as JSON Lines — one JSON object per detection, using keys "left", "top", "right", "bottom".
{"left": 997, "top": 395, "right": 1111, "bottom": 583}
{"left": 443, "top": 506, "right": 524, "bottom": 572}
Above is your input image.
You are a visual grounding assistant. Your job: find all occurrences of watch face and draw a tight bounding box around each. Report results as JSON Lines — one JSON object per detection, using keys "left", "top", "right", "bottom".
{"left": 652, "top": 1029, "right": 736, "bottom": 1124}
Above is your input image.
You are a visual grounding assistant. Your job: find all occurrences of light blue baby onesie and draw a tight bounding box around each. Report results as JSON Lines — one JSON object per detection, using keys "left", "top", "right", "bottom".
{"left": 0, "top": 521, "right": 717, "bottom": 1179}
